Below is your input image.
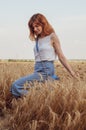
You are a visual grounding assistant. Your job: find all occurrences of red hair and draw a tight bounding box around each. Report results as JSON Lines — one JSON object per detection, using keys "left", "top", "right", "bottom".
{"left": 28, "top": 13, "right": 55, "bottom": 41}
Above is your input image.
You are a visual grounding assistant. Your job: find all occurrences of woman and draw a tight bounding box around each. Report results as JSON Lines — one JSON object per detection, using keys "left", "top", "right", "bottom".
{"left": 11, "top": 13, "right": 77, "bottom": 97}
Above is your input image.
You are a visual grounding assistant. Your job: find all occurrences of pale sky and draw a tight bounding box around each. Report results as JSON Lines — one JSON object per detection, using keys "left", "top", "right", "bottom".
{"left": 0, "top": 0, "right": 86, "bottom": 59}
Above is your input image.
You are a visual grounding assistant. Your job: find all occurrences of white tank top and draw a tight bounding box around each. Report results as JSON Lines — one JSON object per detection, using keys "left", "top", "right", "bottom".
{"left": 34, "top": 33, "right": 57, "bottom": 61}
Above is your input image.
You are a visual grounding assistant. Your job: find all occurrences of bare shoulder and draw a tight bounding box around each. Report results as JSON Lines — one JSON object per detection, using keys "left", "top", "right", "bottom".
{"left": 50, "top": 32, "right": 60, "bottom": 45}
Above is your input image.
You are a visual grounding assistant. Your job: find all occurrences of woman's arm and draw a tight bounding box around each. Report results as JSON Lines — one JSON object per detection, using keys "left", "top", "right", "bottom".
{"left": 51, "top": 33, "right": 77, "bottom": 78}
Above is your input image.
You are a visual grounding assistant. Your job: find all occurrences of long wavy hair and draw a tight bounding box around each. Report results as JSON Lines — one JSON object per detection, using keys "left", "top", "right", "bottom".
{"left": 28, "top": 13, "right": 55, "bottom": 41}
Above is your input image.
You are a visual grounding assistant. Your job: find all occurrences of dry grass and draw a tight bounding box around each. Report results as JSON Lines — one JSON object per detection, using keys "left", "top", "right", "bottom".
{"left": 0, "top": 60, "right": 86, "bottom": 130}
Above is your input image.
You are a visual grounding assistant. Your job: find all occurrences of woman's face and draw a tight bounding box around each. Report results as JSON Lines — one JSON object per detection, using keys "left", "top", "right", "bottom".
{"left": 32, "top": 23, "right": 42, "bottom": 36}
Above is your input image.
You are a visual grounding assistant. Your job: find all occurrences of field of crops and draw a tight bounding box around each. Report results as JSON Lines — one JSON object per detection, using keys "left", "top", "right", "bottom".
{"left": 0, "top": 60, "right": 86, "bottom": 130}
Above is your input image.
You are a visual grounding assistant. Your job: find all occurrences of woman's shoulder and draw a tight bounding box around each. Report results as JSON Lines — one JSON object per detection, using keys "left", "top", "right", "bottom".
{"left": 50, "top": 32, "right": 57, "bottom": 38}
{"left": 50, "top": 32, "right": 60, "bottom": 45}
{"left": 50, "top": 32, "right": 58, "bottom": 41}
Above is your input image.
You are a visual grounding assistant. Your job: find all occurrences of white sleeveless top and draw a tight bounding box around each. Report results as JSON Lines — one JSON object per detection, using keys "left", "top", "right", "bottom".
{"left": 34, "top": 33, "right": 57, "bottom": 61}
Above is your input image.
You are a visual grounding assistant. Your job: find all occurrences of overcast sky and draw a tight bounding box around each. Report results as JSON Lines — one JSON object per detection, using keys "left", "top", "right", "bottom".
{"left": 0, "top": 0, "right": 86, "bottom": 59}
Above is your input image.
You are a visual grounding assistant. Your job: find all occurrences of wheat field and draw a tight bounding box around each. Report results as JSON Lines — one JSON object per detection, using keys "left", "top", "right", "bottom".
{"left": 0, "top": 60, "right": 86, "bottom": 130}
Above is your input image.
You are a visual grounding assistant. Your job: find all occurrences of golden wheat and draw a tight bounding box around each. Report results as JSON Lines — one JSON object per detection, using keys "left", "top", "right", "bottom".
{"left": 0, "top": 60, "right": 86, "bottom": 130}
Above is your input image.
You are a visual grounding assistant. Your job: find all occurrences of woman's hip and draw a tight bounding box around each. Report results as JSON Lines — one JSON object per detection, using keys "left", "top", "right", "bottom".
{"left": 34, "top": 61, "right": 55, "bottom": 76}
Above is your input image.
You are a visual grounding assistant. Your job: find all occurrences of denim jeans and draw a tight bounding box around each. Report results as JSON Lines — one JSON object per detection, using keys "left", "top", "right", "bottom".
{"left": 10, "top": 61, "right": 59, "bottom": 97}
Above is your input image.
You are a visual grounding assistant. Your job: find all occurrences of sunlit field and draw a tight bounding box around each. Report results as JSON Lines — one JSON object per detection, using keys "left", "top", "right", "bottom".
{"left": 0, "top": 60, "right": 86, "bottom": 130}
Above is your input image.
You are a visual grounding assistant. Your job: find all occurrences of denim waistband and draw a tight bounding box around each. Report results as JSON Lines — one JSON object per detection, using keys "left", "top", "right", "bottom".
{"left": 36, "top": 60, "right": 54, "bottom": 63}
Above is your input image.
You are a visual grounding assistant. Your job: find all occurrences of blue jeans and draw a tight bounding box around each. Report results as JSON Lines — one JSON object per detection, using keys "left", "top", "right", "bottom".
{"left": 10, "top": 61, "right": 59, "bottom": 97}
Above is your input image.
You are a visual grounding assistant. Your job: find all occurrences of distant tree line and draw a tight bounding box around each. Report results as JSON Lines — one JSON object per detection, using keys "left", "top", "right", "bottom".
{"left": 0, "top": 59, "right": 34, "bottom": 62}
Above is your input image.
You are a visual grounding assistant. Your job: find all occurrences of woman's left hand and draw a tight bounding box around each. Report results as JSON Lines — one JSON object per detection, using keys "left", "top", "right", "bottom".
{"left": 71, "top": 71, "right": 80, "bottom": 80}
